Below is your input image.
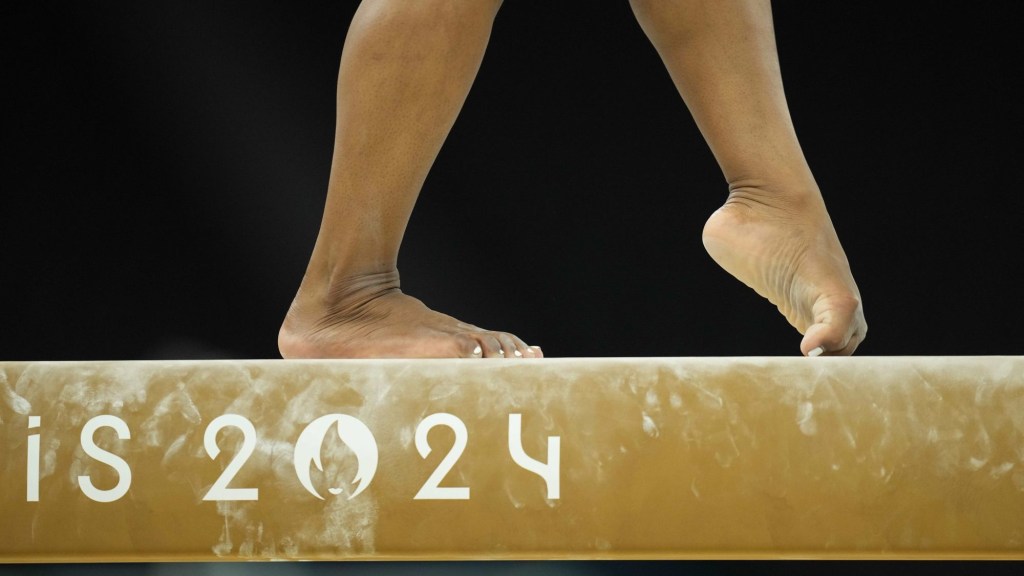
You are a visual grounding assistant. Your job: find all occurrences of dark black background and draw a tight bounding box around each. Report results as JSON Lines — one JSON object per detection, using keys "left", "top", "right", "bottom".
{"left": 4, "top": 1, "right": 1023, "bottom": 360}
{"left": 2, "top": 2, "right": 1023, "bottom": 573}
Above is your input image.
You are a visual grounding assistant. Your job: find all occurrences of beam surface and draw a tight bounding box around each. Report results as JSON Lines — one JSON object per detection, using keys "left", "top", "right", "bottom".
{"left": 1, "top": 357, "right": 1022, "bottom": 561}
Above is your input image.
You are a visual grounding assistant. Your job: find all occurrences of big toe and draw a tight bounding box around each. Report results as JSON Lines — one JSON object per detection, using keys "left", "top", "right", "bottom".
{"left": 800, "top": 294, "right": 867, "bottom": 356}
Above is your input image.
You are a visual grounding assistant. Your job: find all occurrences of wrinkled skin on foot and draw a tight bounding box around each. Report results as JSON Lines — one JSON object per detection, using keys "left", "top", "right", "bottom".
{"left": 279, "top": 272, "right": 541, "bottom": 359}
{"left": 702, "top": 185, "right": 867, "bottom": 356}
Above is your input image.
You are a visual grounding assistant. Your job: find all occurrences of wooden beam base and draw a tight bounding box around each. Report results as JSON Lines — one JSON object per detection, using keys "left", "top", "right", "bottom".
{"left": 1, "top": 357, "right": 1022, "bottom": 561}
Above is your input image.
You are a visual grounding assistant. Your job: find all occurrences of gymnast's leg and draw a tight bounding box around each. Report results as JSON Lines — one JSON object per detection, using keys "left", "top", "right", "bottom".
{"left": 630, "top": 0, "right": 867, "bottom": 355}
{"left": 279, "top": 0, "right": 539, "bottom": 359}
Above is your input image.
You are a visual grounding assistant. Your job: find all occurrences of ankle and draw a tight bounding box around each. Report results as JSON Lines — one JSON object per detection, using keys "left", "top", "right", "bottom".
{"left": 724, "top": 176, "right": 823, "bottom": 213}
{"left": 327, "top": 269, "right": 401, "bottom": 306}
{"left": 292, "top": 268, "right": 402, "bottom": 322}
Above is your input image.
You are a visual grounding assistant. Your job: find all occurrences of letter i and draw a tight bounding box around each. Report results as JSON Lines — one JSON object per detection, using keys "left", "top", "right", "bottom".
{"left": 27, "top": 416, "right": 40, "bottom": 502}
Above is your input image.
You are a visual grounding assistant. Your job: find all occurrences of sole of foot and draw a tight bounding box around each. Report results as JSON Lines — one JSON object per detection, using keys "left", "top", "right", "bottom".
{"left": 701, "top": 187, "right": 867, "bottom": 356}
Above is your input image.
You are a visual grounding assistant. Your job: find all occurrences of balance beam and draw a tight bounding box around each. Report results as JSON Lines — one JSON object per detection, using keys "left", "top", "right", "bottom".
{"left": 1, "top": 357, "right": 1021, "bottom": 561}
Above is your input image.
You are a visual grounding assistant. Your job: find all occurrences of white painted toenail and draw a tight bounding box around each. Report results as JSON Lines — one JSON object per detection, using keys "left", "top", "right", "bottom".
{"left": 808, "top": 346, "right": 825, "bottom": 357}
{"left": 472, "top": 345, "right": 482, "bottom": 356}
{"left": 498, "top": 349, "right": 505, "bottom": 356}
{"left": 514, "top": 350, "right": 522, "bottom": 357}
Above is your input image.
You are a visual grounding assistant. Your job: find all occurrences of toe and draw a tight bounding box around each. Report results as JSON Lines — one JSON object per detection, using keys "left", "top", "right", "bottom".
{"left": 801, "top": 294, "right": 866, "bottom": 356}
{"left": 801, "top": 322, "right": 854, "bottom": 356}
{"left": 453, "top": 335, "right": 484, "bottom": 358}
{"left": 474, "top": 334, "right": 505, "bottom": 358}
{"left": 506, "top": 333, "right": 533, "bottom": 358}
{"left": 496, "top": 333, "right": 525, "bottom": 359}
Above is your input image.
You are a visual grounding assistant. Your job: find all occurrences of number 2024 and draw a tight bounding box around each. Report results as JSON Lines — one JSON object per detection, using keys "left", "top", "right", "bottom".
{"left": 25, "top": 413, "right": 560, "bottom": 503}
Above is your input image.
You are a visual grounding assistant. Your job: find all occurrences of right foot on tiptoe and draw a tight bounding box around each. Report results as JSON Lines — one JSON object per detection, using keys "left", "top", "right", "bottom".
{"left": 278, "top": 272, "right": 542, "bottom": 359}
{"left": 701, "top": 183, "right": 867, "bottom": 356}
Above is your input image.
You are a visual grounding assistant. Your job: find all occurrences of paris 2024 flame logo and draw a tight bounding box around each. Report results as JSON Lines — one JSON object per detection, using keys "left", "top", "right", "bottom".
{"left": 292, "top": 414, "right": 378, "bottom": 500}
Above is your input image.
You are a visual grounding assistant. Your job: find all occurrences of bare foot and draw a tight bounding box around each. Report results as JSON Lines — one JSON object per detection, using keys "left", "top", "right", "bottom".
{"left": 279, "top": 271, "right": 542, "bottom": 359}
{"left": 702, "top": 184, "right": 867, "bottom": 356}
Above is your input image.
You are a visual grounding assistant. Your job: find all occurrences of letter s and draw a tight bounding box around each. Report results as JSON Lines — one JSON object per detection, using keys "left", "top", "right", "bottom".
{"left": 78, "top": 415, "right": 132, "bottom": 503}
